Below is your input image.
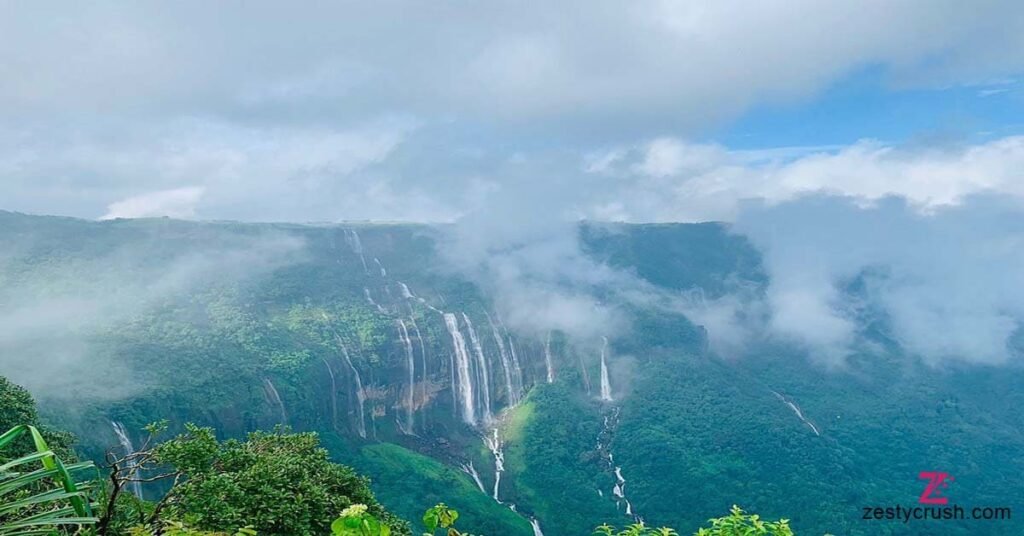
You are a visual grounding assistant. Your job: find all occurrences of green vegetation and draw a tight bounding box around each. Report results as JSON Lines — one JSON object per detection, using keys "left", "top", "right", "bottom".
{"left": 331, "top": 504, "right": 391, "bottom": 536}
{"left": 0, "top": 424, "right": 96, "bottom": 535}
{"left": 3, "top": 212, "right": 1024, "bottom": 535}
{"left": 121, "top": 424, "right": 409, "bottom": 536}
{"left": 354, "top": 443, "right": 532, "bottom": 536}
{"left": 502, "top": 384, "right": 620, "bottom": 535}
{"left": 595, "top": 506, "right": 794, "bottom": 536}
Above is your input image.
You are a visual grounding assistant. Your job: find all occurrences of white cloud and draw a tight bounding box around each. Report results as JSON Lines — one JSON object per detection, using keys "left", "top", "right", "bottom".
{"left": 575, "top": 136, "right": 1024, "bottom": 365}
{"left": 581, "top": 136, "right": 1024, "bottom": 222}
{"left": 2, "top": 117, "right": 420, "bottom": 222}
{"left": 1, "top": 2, "right": 1023, "bottom": 124}
{"left": 101, "top": 186, "right": 205, "bottom": 220}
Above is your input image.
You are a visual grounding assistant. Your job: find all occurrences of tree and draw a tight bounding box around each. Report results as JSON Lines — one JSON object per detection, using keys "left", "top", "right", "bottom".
{"left": 142, "top": 424, "right": 409, "bottom": 536}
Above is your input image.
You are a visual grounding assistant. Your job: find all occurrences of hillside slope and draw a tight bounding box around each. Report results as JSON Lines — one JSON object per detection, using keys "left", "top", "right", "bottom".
{"left": 2, "top": 211, "right": 1022, "bottom": 535}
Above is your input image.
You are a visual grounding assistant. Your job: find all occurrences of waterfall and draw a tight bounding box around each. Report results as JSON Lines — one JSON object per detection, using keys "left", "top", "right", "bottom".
{"left": 324, "top": 317, "right": 367, "bottom": 438}
{"left": 111, "top": 422, "right": 143, "bottom": 498}
{"left": 344, "top": 229, "right": 368, "bottom": 273}
{"left": 322, "top": 358, "right": 339, "bottom": 430}
{"left": 338, "top": 342, "right": 367, "bottom": 438}
{"left": 460, "top": 461, "right": 486, "bottom": 494}
{"left": 396, "top": 281, "right": 444, "bottom": 314}
{"left": 614, "top": 466, "right": 637, "bottom": 518}
{"left": 772, "top": 391, "right": 821, "bottom": 436}
{"left": 472, "top": 418, "right": 545, "bottom": 534}
{"left": 397, "top": 320, "right": 416, "bottom": 433}
{"left": 580, "top": 353, "right": 592, "bottom": 395}
{"left": 408, "top": 316, "right": 429, "bottom": 409}
{"left": 443, "top": 313, "right": 476, "bottom": 425}
{"left": 364, "top": 288, "right": 386, "bottom": 313}
{"left": 508, "top": 336, "right": 524, "bottom": 396}
{"left": 599, "top": 337, "right": 613, "bottom": 402}
{"left": 484, "top": 427, "right": 505, "bottom": 502}
{"left": 462, "top": 314, "right": 494, "bottom": 424}
{"left": 597, "top": 407, "right": 642, "bottom": 522}
{"left": 614, "top": 466, "right": 626, "bottom": 498}
{"left": 486, "top": 314, "right": 518, "bottom": 405}
{"left": 374, "top": 258, "right": 387, "bottom": 277}
{"left": 544, "top": 331, "right": 554, "bottom": 383}
{"left": 262, "top": 378, "right": 288, "bottom": 422}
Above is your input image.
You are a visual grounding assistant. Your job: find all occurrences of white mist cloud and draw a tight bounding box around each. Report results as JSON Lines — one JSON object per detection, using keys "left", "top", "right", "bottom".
{"left": 733, "top": 196, "right": 1024, "bottom": 365}
{"left": 0, "top": 228, "right": 306, "bottom": 402}
{"left": 580, "top": 137, "right": 1024, "bottom": 365}
{"left": 3, "top": 1, "right": 1024, "bottom": 223}
{"left": 2, "top": 117, "right": 418, "bottom": 222}
{"left": 580, "top": 135, "right": 1024, "bottom": 222}
{"left": 2, "top": 2, "right": 1022, "bottom": 124}
{"left": 101, "top": 186, "right": 205, "bottom": 220}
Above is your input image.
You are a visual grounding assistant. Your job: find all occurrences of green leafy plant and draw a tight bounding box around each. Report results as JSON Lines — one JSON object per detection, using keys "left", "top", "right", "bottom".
{"left": 695, "top": 505, "right": 792, "bottom": 536}
{"left": 0, "top": 424, "right": 96, "bottom": 535}
{"left": 595, "top": 506, "right": 791, "bottom": 536}
{"left": 128, "top": 520, "right": 257, "bottom": 536}
{"left": 331, "top": 504, "right": 391, "bottom": 536}
{"left": 593, "top": 522, "right": 678, "bottom": 535}
{"left": 421, "top": 503, "right": 475, "bottom": 536}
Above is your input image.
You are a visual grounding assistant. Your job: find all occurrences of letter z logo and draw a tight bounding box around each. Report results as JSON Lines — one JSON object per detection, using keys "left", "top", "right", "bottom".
{"left": 918, "top": 471, "right": 953, "bottom": 505}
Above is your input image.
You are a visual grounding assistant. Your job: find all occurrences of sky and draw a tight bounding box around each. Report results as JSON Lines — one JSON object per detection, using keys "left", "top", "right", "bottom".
{"left": 1, "top": 0, "right": 1023, "bottom": 223}
{"left": 3, "top": 1, "right": 1024, "bottom": 367}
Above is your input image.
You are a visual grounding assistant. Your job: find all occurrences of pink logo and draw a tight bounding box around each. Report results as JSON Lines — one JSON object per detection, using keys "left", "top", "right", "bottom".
{"left": 918, "top": 472, "right": 954, "bottom": 505}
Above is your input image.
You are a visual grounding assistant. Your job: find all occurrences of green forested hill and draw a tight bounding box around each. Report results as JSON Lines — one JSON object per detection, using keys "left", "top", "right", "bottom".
{"left": 1, "top": 210, "right": 1022, "bottom": 535}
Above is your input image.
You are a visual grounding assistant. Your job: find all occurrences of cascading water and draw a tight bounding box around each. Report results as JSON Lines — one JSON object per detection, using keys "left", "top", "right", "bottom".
{"left": 597, "top": 407, "right": 642, "bottom": 522}
{"left": 111, "top": 422, "right": 143, "bottom": 498}
{"left": 460, "top": 461, "right": 486, "bottom": 494}
{"left": 461, "top": 413, "right": 545, "bottom": 534}
{"left": 322, "top": 358, "right": 339, "bottom": 431}
{"left": 374, "top": 258, "right": 387, "bottom": 277}
{"left": 613, "top": 466, "right": 635, "bottom": 516}
{"left": 338, "top": 341, "right": 367, "bottom": 439}
{"left": 344, "top": 228, "right": 369, "bottom": 273}
{"left": 443, "top": 313, "right": 476, "bottom": 425}
{"left": 323, "top": 318, "right": 367, "bottom": 438}
{"left": 396, "top": 281, "right": 444, "bottom": 314}
{"left": 772, "top": 391, "right": 821, "bottom": 436}
{"left": 544, "top": 331, "right": 554, "bottom": 383}
{"left": 408, "top": 316, "right": 428, "bottom": 405}
{"left": 397, "top": 319, "right": 416, "bottom": 433}
{"left": 364, "top": 288, "right": 386, "bottom": 313}
{"left": 484, "top": 427, "right": 505, "bottom": 502}
{"left": 486, "top": 313, "right": 519, "bottom": 405}
{"left": 580, "top": 353, "right": 592, "bottom": 395}
{"left": 462, "top": 314, "right": 494, "bottom": 424}
{"left": 262, "top": 378, "right": 288, "bottom": 422}
{"left": 507, "top": 336, "right": 524, "bottom": 396}
{"left": 599, "top": 337, "right": 613, "bottom": 402}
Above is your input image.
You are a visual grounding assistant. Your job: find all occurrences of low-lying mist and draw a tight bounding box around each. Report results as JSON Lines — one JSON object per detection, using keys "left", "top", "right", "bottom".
{"left": 0, "top": 219, "right": 305, "bottom": 402}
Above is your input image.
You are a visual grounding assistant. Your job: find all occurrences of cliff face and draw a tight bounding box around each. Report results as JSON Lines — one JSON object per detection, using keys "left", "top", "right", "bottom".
{"left": 0, "top": 213, "right": 741, "bottom": 446}
{"left": 11, "top": 211, "right": 1023, "bottom": 536}
{"left": 2, "top": 212, "right": 750, "bottom": 534}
